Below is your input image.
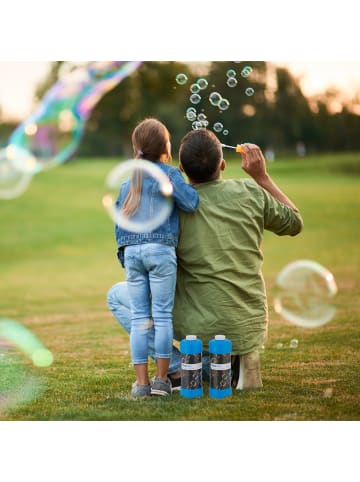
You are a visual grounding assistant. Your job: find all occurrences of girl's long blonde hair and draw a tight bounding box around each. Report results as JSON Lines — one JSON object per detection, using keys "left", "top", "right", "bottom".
{"left": 122, "top": 118, "right": 171, "bottom": 218}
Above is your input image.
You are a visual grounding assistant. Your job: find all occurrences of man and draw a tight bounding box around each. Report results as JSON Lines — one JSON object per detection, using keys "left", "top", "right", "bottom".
{"left": 107, "top": 129, "right": 303, "bottom": 390}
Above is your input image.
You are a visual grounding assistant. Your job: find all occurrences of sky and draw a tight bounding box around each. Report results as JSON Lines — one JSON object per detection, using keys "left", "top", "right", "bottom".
{"left": 0, "top": 61, "right": 359, "bottom": 121}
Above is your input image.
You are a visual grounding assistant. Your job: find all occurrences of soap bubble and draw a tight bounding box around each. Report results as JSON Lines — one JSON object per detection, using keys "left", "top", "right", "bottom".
{"left": 197, "top": 78, "right": 208, "bottom": 90}
{"left": 289, "top": 339, "right": 299, "bottom": 349}
{"left": 218, "top": 98, "right": 230, "bottom": 111}
{"left": 197, "top": 113, "right": 207, "bottom": 122}
{"left": 226, "top": 69, "right": 237, "bottom": 78}
{"left": 241, "top": 66, "right": 253, "bottom": 78}
{"left": 227, "top": 77, "right": 238, "bottom": 88}
{"left": 223, "top": 129, "right": 229, "bottom": 135}
{"left": 176, "top": 73, "right": 188, "bottom": 85}
{"left": 192, "top": 121, "right": 202, "bottom": 130}
{"left": 0, "top": 148, "right": 34, "bottom": 199}
{"left": 103, "top": 159, "right": 174, "bottom": 233}
{"left": 209, "top": 92, "right": 222, "bottom": 106}
{"left": 8, "top": 61, "right": 142, "bottom": 174}
{"left": 0, "top": 318, "right": 54, "bottom": 414}
{"left": 190, "top": 93, "right": 201, "bottom": 104}
{"left": 213, "top": 122, "right": 223, "bottom": 133}
{"left": 190, "top": 83, "right": 201, "bottom": 94}
{"left": 186, "top": 110, "right": 197, "bottom": 121}
{"left": 273, "top": 260, "right": 338, "bottom": 328}
{"left": 245, "top": 87, "right": 255, "bottom": 97}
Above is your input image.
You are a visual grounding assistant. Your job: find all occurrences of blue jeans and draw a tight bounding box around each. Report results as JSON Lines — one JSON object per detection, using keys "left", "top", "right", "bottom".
{"left": 107, "top": 279, "right": 211, "bottom": 379}
{"left": 124, "top": 243, "right": 176, "bottom": 365}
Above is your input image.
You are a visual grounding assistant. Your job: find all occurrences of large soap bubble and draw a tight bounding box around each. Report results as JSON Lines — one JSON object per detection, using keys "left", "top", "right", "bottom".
{"left": 273, "top": 260, "right": 338, "bottom": 328}
{"left": 0, "top": 318, "right": 54, "bottom": 414}
{"left": 103, "top": 159, "right": 174, "bottom": 233}
{"left": 7, "top": 61, "right": 142, "bottom": 174}
{"left": 0, "top": 148, "right": 34, "bottom": 199}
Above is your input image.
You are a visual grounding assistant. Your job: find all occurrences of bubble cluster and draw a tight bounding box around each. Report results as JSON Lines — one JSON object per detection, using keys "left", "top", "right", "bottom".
{"left": 274, "top": 259, "right": 338, "bottom": 328}
{"left": 175, "top": 64, "right": 255, "bottom": 138}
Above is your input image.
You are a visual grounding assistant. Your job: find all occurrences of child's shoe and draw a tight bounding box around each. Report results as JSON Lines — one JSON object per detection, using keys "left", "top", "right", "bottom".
{"left": 150, "top": 376, "right": 172, "bottom": 396}
{"left": 131, "top": 382, "right": 151, "bottom": 398}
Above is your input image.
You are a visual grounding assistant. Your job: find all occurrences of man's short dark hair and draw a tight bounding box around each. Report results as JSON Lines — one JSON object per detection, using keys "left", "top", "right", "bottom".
{"left": 179, "top": 129, "right": 223, "bottom": 183}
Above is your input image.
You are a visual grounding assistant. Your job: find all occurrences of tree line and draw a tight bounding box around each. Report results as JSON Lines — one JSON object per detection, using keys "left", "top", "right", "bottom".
{"left": 1, "top": 61, "right": 360, "bottom": 158}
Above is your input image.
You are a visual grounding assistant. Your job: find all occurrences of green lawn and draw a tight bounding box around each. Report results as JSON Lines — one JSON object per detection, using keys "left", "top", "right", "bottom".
{"left": 1, "top": 152, "right": 359, "bottom": 420}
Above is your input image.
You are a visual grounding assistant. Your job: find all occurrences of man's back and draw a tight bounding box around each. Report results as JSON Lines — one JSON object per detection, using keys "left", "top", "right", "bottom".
{"left": 173, "top": 177, "right": 303, "bottom": 355}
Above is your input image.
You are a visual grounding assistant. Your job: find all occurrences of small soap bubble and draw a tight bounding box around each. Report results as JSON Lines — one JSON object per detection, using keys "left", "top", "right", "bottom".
{"left": 289, "top": 339, "right": 299, "bottom": 349}
{"left": 213, "top": 122, "right": 223, "bottom": 133}
{"left": 223, "top": 129, "right": 229, "bottom": 135}
{"left": 218, "top": 98, "right": 230, "bottom": 111}
{"left": 245, "top": 87, "right": 255, "bottom": 97}
{"left": 197, "top": 113, "right": 207, "bottom": 122}
{"left": 197, "top": 78, "right": 208, "bottom": 90}
{"left": 190, "top": 83, "right": 201, "bottom": 94}
{"left": 192, "top": 121, "right": 202, "bottom": 130}
{"left": 241, "top": 66, "right": 253, "bottom": 78}
{"left": 201, "top": 120, "right": 209, "bottom": 127}
{"left": 176, "top": 73, "right": 188, "bottom": 85}
{"left": 186, "top": 110, "right": 197, "bottom": 121}
{"left": 209, "top": 92, "right": 222, "bottom": 106}
{"left": 226, "top": 69, "right": 237, "bottom": 78}
{"left": 190, "top": 93, "right": 201, "bottom": 104}
{"left": 227, "top": 77, "right": 238, "bottom": 88}
{"left": 276, "top": 343, "right": 284, "bottom": 350}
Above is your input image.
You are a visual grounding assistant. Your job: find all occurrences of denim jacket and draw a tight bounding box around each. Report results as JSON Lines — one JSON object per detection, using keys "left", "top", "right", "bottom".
{"left": 115, "top": 162, "right": 199, "bottom": 267}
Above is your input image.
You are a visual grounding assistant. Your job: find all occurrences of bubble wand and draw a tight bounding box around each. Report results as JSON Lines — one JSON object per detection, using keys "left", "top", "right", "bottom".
{"left": 221, "top": 143, "right": 244, "bottom": 153}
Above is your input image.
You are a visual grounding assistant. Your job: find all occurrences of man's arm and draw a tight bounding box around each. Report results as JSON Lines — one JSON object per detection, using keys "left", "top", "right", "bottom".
{"left": 240, "top": 143, "right": 300, "bottom": 213}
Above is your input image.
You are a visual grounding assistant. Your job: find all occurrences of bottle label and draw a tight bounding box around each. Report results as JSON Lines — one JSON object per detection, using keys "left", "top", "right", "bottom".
{"left": 181, "top": 353, "right": 202, "bottom": 390}
{"left": 210, "top": 353, "right": 231, "bottom": 390}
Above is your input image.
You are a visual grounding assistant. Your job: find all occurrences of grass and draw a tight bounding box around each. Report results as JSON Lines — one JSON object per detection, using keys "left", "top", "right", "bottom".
{"left": 0, "top": 152, "right": 359, "bottom": 421}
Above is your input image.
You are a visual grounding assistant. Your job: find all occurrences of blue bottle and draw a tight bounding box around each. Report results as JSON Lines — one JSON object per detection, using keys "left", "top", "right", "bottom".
{"left": 180, "top": 335, "right": 203, "bottom": 398}
{"left": 209, "top": 335, "right": 232, "bottom": 399}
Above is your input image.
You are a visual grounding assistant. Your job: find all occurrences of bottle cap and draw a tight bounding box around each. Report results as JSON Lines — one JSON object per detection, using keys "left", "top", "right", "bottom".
{"left": 215, "top": 335, "right": 226, "bottom": 340}
{"left": 186, "top": 335, "right": 197, "bottom": 340}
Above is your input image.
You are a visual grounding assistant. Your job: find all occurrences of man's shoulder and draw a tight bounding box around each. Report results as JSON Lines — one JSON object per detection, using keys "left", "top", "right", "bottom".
{"left": 219, "top": 178, "right": 262, "bottom": 195}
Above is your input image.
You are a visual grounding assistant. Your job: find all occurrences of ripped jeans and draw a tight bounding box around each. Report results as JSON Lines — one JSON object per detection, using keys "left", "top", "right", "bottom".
{"left": 123, "top": 243, "right": 177, "bottom": 365}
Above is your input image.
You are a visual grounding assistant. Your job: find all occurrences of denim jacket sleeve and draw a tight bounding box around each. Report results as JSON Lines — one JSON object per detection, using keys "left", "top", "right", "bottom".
{"left": 168, "top": 167, "right": 199, "bottom": 212}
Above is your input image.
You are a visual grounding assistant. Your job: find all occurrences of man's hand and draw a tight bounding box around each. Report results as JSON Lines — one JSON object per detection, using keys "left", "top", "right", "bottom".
{"left": 239, "top": 143, "right": 300, "bottom": 213}
{"left": 240, "top": 143, "right": 269, "bottom": 183}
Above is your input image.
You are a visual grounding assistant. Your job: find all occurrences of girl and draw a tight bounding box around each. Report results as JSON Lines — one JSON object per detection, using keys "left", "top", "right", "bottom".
{"left": 115, "top": 118, "right": 199, "bottom": 397}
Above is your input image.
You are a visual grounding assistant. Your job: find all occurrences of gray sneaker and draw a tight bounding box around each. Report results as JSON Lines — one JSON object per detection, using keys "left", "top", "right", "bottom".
{"left": 131, "top": 382, "right": 151, "bottom": 398}
{"left": 150, "top": 376, "right": 172, "bottom": 396}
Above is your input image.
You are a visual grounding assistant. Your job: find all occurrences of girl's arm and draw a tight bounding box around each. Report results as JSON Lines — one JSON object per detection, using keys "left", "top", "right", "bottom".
{"left": 169, "top": 168, "right": 199, "bottom": 212}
